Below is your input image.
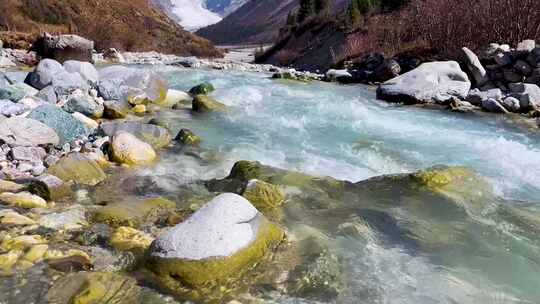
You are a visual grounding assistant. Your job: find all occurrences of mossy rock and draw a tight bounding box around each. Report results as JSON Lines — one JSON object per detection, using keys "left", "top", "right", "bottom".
{"left": 110, "top": 226, "right": 154, "bottom": 254}
{"left": 147, "top": 194, "right": 285, "bottom": 298}
{"left": 242, "top": 179, "right": 285, "bottom": 213}
{"left": 93, "top": 197, "right": 176, "bottom": 228}
{"left": 0, "top": 192, "right": 47, "bottom": 209}
{"left": 47, "top": 153, "right": 107, "bottom": 186}
{"left": 147, "top": 217, "right": 284, "bottom": 294}
{"left": 46, "top": 272, "right": 141, "bottom": 304}
{"left": 175, "top": 128, "right": 201, "bottom": 146}
{"left": 189, "top": 82, "right": 215, "bottom": 95}
{"left": 192, "top": 95, "right": 226, "bottom": 113}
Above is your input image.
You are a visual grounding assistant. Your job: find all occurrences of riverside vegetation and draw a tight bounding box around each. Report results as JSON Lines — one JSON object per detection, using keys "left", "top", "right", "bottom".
{"left": 1, "top": 31, "right": 540, "bottom": 304}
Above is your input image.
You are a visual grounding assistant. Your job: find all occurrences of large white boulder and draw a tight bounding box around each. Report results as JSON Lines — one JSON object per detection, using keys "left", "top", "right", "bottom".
{"left": 377, "top": 61, "right": 471, "bottom": 104}
{"left": 148, "top": 193, "right": 284, "bottom": 288}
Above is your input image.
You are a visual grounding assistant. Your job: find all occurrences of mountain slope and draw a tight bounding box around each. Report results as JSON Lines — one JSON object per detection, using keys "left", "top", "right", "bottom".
{"left": 0, "top": 0, "right": 222, "bottom": 57}
{"left": 197, "top": 0, "right": 299, "bottom": 45}
{"left": 197, "top": 0, "right": 349, "bottom": 45}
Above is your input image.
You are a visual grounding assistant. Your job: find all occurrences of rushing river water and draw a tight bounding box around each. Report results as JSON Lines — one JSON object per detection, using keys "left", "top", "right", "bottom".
{"left": 3, "top": 65, "right": 540, "bottom": 304}
{"left": 141, "top": 66, "right": 540, "bottom": 303}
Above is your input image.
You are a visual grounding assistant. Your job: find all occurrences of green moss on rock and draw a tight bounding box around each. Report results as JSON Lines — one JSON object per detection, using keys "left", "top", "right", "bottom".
{"left": 93, "top": 197, "right": 176, "bottom": 228}
{"left": 147, "top": 218, "right": 284, "bottom": 294}
{"left": 192, "top": 95, "right": 226, "bottom": 113}
{"left": 243, "top": 180, "right": 285, "bottom": 212}
{"left": 47, "top": 153, "right": 106, "bottom": 186}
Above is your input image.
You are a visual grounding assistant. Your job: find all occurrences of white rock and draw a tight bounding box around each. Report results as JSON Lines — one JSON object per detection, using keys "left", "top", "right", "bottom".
{"left": 0, "top": 117, "right": 59, "bottom": 146}
{"left": 462, "top": 47, "right": 488, "bottom": 86}
{"left": 151, "top": 193, "right": 260, "bottom": 260}
{"left": 377, "top": 61, "right": 471, "bottom": 104}
{"left": 63, "top": 60, "right": 99, "bottom": 85}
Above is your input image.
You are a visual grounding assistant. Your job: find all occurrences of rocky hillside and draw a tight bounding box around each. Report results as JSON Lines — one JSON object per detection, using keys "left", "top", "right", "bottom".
{"left": 0, "top": 0, "right": 222, "bottom": 57}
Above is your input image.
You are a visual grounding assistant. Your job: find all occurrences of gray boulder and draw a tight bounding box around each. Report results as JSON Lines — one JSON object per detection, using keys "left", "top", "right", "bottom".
{"left": 63, "top": 60, "right": 99, "bottom": 85}
{"left": 508, "top": 83, "right": 540, "bottom": 110}
{"left": 527, "top": 47, "right": 540, "bottom": 68}
{"left": 35, "top": 85, "right": 58, "bottom": 104}
{"left": 39, "top": 33, "right": 94, "bottom": 63}
{"left": 11, "top": 146, "right": 47, "bottom": 163}
{"left": 0, "top": 83, "right": 38, "bottom": 102}
{"left": 99, "top": 66, "right": 168, "bottom": 103}
{"left": 462, "top": 47, "right": 488, "bottom": 86}
{"left": 377, "top": 61, "right": 471, "bottom": 104}
{"left": 466, "top": 88, "right": 503, "bottom": 106}
{"left": 0, "top": 117, "right": 59, "bottom": 146}
{"left": 482, "top": 98, "right": 509, "bottom": 113}
{"left": 27, "top": 105, "right": 91, "bottom": 143}
{"left": 325, "top": 69, "right": 352, "bottom": 82}
{"left": 494, "top": 52, "right": 513, "bottom": 66}
{"left": 502, "top": 96, "right": 521, "bottom": 112}
{"left": 51, "top": 71, "right": 89, "bottom": 97}
{"left": 24, "top": 59, "right": 64, "bottom": 90}
{"left": 503, "top": 69, "right": 523, "bottom": 83}
{"left": 517, "top": 40, "right": 536, "bottom": 53}
{"left": 63, "top": 94, "right": 104, "bottom": 118}
{"left": 0, "top": 99, "right": 29, "bottom": 116}
{"left": 100, "top": 121, "right": 171, "bottom": 149}
{"left": 514, "top": 60, "right": 533, "bottom": 76}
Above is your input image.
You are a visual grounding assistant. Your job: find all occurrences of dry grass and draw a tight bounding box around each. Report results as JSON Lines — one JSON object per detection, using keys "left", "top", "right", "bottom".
{"left": 0, "top": 0, "right": 222, "bottom": 57}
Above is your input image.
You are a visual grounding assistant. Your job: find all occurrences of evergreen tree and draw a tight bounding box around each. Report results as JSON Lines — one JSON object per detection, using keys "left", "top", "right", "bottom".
{"left": 297, "top": 0, "right": 315, "bottom": 23}
{"left": 286, "top": 10, "right": 296, "bottom": 26}
{"left": 314, "top": 0, "right": 330, "bottom": 15}
{"left": 348, "top": 0, "right": 361, "bottom": 27}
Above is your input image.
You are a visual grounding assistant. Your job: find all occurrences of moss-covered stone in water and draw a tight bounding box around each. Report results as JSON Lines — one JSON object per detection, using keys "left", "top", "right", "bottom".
{"left": 243, "top": 180, "right": 285, "bottom": 213}
{"left": 175, "top": 129, "right": 202, "bottom": 146}
{"left": 47, "top": 153, "right": 107, "bottom": 186}
{"left": 0, "top": 192, "right": 47, "bottom": 209}
{"left": 189, "top": 82, "right": 215, "bottom": 95}
{"left": 147, "top": 217, "right": 284, "bottom": 296}
{"left": 192, "top": 95, "right": 226, "bottom": 113}
{"left": 93, "top": 197, "right": 176, "bottom": 228}
{"left": 46, "top": 272, "right": 141, "bottom": 304}
{"left": 110, "top": 226, "right": 154, "bottom": 253}
{"left": 228, "top": 161, "right": 263, "bottom": 181}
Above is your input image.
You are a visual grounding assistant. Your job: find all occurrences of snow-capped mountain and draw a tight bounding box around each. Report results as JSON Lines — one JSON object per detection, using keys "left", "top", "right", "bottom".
{"left": 205, "top": 0, "right": 249, "bottom": 16}
{"left": 152, "top": 0, "right": 221, "bottom": 31}
{"left": 152, "top": 0, "right": 248, "bottom": 31}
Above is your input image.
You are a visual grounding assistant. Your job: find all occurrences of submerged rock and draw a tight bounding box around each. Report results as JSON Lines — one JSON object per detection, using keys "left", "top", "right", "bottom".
{"left": 93, "top": 197, "right": 176, "bottom": 228}
{"left": 110, "top": 226, "right": 154, "bottom": 253}
{"left": 0, "top": 192, "right": 47, "bottom": 209}
{"left": 148, "top": 193, "right": 284, "bottom": 291}
{"left": 175, "top": 129, "right": 201, "bottom": 146}
{"left": 377, "top": 61, "right": 471, "bottom": 104}
{"left": 192, "top": 95, "right": 226, "bottom": 113}
{"left": 46, "top": 272, "right": 141, "bottom": 304}
{"left": 110, "top": 131, "right": 157, "bottom": 165}
{"left": 47, "top": 153, "right": 106, "bottom": 186}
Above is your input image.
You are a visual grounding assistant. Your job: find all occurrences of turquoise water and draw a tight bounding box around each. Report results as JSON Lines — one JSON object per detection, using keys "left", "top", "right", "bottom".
{"left": 150, "top": 66, "right": 540, "bottom": 202}
{"left": 131, "top": 66, "right": 540, "bottom": 303}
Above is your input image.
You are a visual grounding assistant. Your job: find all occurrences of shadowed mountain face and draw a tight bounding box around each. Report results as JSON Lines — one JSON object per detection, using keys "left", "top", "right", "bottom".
{"left": 196, "top": 0, "right": 349, "bottom": 45}
{"left": 205, "top": 0, "right": 249, "bottom": 16}
{"left": 197, "top": 0, "right": 299, "bottom": 45}
{"left": 0, "top": 0, "right": 222, "bottom": 57}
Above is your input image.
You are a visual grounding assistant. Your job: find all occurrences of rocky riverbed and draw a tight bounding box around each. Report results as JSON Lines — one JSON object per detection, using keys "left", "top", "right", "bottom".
{"left": 1, "top": 34, "right": 540, "bottom": 304}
